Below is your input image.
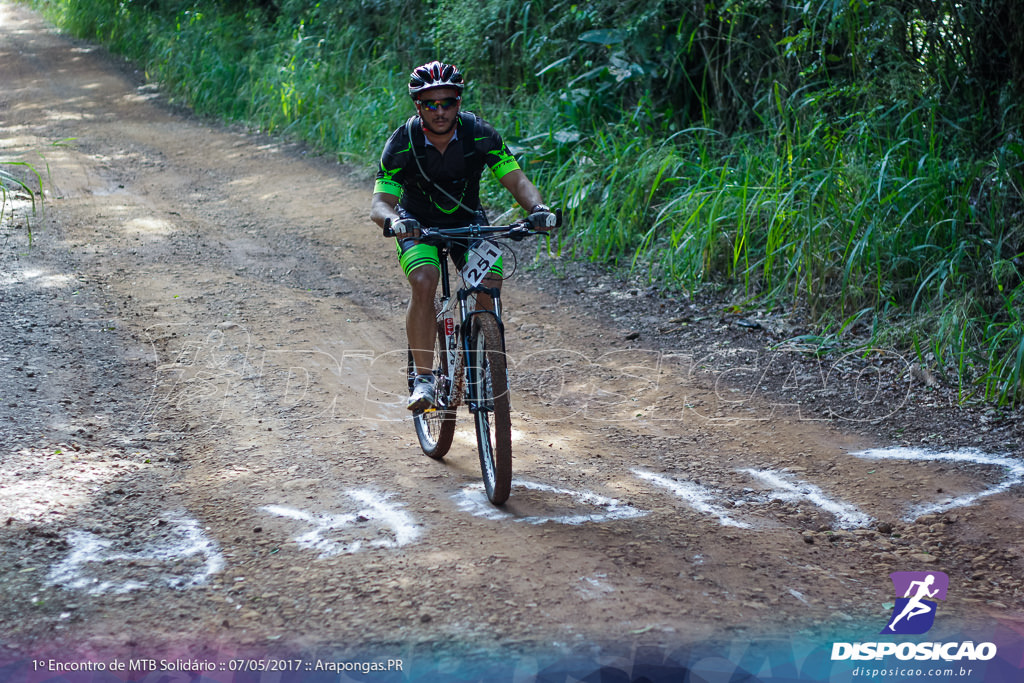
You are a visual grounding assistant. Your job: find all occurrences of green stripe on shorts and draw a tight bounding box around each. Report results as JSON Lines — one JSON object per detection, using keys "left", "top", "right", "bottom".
{"left": 396, "top": 241, "right": 504, "bottom": 278}
{"left": 397, "top": 241, "right": 441, "bottom": 277}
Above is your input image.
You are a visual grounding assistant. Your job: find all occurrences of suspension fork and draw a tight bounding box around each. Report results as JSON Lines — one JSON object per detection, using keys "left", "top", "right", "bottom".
{"left": 460, "top": 285, "right": 505, "bottom": 413}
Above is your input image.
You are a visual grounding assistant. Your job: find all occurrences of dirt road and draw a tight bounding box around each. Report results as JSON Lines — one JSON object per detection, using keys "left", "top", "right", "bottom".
{"left": 1, "top": 2, "right": 1022, "bottom": 678}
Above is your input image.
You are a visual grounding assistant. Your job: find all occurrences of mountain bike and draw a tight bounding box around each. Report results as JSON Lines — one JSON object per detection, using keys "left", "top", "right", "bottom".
{"left": 383, "top": 218, "right": 553, "bottom": 505}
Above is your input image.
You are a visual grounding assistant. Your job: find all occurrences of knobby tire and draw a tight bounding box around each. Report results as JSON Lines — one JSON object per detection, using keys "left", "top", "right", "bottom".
{"left": 470, "top": 314, "right": 512, "bottom": 504}
{"left": 412, "top": 323, "right": 456, "bottom": 459}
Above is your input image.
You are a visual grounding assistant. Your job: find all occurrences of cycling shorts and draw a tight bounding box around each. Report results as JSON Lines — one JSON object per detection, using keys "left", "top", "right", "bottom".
{"left": 396, "top": 238, "right": 504, "bottom": 279}
{"left": 393, "top": 205, "right": 503, "bottom": 279}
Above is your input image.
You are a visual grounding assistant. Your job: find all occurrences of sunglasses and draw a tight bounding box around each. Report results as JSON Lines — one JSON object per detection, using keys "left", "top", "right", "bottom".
{"left": 417, "top": 96, "right": 461, "bottom": 111}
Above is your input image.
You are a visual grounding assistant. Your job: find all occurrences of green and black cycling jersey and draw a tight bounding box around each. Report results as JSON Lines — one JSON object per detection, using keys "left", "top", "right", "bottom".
{"left": 374, "top": 111, "right": 521, "bottom": 228}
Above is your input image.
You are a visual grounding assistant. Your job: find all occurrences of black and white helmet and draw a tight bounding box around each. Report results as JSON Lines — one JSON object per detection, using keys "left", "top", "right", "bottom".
{"left": 408, "top": 61, "right": 465, "bottom": 99}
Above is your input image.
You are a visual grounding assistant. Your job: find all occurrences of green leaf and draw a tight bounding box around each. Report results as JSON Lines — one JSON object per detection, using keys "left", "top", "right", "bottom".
{"left": 579, "top": 29, "right": 626, "bottom": 45}
{"left": 536, "top": 56, "right": 574, "bottom": 77}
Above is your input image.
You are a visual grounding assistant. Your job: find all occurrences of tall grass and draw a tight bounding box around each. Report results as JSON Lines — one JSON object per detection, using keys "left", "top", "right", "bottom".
{"left": 522, "top": 84, "right": 1024, "bottom": 404}
{"left": 22, "top": 0, "right": 1024, "bottom": 406}
{"left": 1, "top": 161, "right": 44, "bottom": 243}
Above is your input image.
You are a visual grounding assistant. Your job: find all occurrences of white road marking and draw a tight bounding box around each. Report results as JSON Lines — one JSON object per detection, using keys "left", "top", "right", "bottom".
{"left": 261, "top": 489, "right": 421, "bottom": 557}
{"left": 851, "top": 446, "right": 1024, "bottom": 520}
{"left": 632, "top": 469, "right": 752, "bottom": 528}
{"left": 454, "top": 480, "right": 647, "bottom": 525}
{"left": 47, "top": 513, "right": 224, "bottom": 595}
{"left": 740, "top": 469, "right": 874, "bottom": 529}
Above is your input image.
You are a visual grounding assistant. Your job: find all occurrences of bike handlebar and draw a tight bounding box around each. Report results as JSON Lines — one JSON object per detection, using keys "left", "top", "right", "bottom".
{"left": 383, "top": 209, "right": 562, "bottom": 239}
{"left": 417, "top": 224, "right": 537, "bottom": 245}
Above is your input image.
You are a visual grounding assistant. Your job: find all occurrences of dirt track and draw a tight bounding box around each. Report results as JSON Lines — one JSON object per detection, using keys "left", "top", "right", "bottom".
{"left": 1, "top": 1, "right": 1022, "bottom": 674}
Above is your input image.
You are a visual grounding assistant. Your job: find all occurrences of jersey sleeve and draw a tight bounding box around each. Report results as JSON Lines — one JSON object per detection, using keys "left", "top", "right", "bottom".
{"left": 373, "top": 126, "right": 411, "bottom": 198}
{"left": 476, "top": 119, "right": 521, "bottom": 180}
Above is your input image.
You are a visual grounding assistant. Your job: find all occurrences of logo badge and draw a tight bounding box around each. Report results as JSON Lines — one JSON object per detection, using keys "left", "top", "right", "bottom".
{"left": 881, "top": 571, "right": 948, "bottom": 635}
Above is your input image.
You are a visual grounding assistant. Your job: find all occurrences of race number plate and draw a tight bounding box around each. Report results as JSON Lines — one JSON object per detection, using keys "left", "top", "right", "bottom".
{"left": 461, "top": 240, "right": 501, "bottom": 288}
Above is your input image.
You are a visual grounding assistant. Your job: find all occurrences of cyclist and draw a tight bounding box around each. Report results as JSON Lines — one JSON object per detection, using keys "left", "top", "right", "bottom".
{"left": 370, "top": 60, "right": 556, "bottom": 411}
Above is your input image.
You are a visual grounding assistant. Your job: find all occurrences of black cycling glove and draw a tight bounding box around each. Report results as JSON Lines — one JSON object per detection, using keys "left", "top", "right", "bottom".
{"left": 527, "top": 204, "right": 557, "bottom": 229}
{"left": 390, "top": 217, "right": 422, "bottom": 238}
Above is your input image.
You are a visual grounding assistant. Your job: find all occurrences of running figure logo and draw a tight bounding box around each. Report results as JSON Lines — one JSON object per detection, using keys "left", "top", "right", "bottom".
{"left": 881, "top": 571, "right": 949, "bottom": 635}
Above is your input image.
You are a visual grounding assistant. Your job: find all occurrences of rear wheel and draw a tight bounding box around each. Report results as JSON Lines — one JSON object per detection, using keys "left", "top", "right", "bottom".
{"left": 469, "top": 314, "right": 512, "bottom": 504}
{"left": 411, "top": 324, "right": 456, "bottom": 459}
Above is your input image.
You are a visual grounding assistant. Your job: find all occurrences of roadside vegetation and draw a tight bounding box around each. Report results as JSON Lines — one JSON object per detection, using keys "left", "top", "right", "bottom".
{"left": 23, "top": 0, "right": 1024, "bottom": 406}
{"left": 1, "top": 160, "right": 44, "bottom": 243}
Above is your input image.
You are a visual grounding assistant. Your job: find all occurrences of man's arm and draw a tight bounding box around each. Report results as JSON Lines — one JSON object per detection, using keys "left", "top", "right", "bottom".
{"left": 371, "top": 192, "right": 422, "bottom": 239}
{"left": 498, "top": 169, "right": 546, "bottom": 214}
{"left": 499, "top": 169, "right": 557, "bottom": 230}
{"left": 370, "top": 191, "right": 401, "bottom": 230}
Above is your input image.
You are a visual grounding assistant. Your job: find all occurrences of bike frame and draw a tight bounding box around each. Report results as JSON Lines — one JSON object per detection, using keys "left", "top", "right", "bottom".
{"left": 433, "top": 245, "right": 505, "bottom": 414}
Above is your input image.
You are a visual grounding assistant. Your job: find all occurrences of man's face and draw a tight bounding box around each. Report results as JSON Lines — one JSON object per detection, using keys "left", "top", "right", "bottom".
{"left": 415, "top": 86, "right": 461, "bottom": 136}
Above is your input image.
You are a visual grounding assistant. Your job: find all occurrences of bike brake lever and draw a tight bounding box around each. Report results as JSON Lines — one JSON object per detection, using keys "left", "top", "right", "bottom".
{"left": 507, "top": 222, "right": 532, "bottom": 241}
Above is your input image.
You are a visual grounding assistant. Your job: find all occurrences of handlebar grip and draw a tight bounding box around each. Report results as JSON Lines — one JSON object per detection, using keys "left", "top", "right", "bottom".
{"left": 382, "top": 217, "right": 395, "bottom": 238}
{"left": 554, "top": 208, "right": 563, "bottom": 228}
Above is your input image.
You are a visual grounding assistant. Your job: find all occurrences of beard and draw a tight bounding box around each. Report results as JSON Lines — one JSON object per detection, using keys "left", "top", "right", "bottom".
{"left": 423, "top": 115, "right": 456, "bottom": 136}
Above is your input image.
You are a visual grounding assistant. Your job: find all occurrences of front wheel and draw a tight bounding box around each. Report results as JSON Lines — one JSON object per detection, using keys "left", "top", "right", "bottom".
{"left": 411, "top": 324, "right": 456, "bottom": 459}
{"left": 469, "top": 314, "right": 512, "bottom": 504}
